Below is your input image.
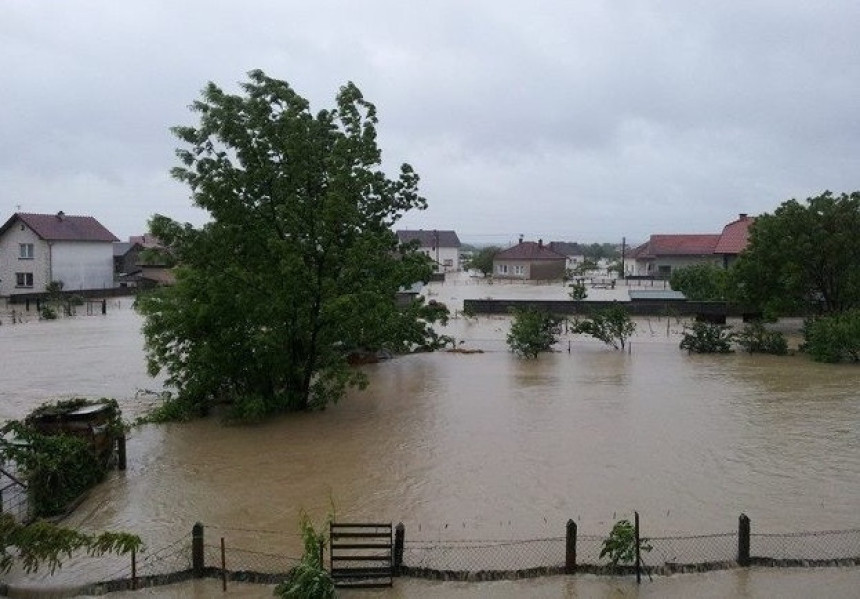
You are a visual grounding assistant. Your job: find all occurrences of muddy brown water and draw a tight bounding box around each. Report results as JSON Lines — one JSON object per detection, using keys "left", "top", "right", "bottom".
{"left": 1, "top": 303, "right": 859, "bottom": 596}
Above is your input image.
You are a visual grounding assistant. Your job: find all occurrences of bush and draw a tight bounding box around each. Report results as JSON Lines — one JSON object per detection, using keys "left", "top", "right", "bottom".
{"left": 570, "top": 304, "right": 636, "bottom": 350}
{"left": 568, "top": 281, "right": 588, "bottom": 301}
{"left": 274, "top": 512, "right": 336, "bottom": 599}
{"left": 735, "top": 322, "right": 788, "bottom": 355}
{"left": 506, "top": 308, "right": 562, "bottom": 358}
{"left": 802, "top": 311, "right": 860, "bottom": 363}
{"left": 599, "top": 519, "right": 652, "bottom": 566}
{"left": 679, "top": 321, "right": 734, "bottom": 353}
{"left": 40, "top": 306, "right": 57, "bottom": 320}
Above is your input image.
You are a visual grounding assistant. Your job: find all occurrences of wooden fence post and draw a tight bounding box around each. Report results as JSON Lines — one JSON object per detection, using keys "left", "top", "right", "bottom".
{"left": 393, "top": 523, "right": 405, "bottom": 576}
{"left": 116, "top": 434, "right": 127, "bottom": 471}
{"left": 131, "top": 547, "right": 137, "bottom": 590}
{"left": 192, "top": 522, "right": 204, "bottom": 578}
{"left": 565, "top": 519, "right": 577, "bottom": 574}
{"left": 738, "top": 513, "right": 751, "bottom": 566}
{"left": 221, "top": 537, "right": 227, "bottom": 591}
{"left": 634, "top": 511, "right": 641, "bottom": 584}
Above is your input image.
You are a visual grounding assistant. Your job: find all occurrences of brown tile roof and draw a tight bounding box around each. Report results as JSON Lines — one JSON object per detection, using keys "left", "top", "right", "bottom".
{"left": 396, "top": 229, "right": 461, "bottom": 248}
{"left": 1, "top": 212, "right": 118, "bottom": 242}
{"left": 495, "top": 241, "right": 567, "bottom": 261}
{"left": 714, "top": 214, "right": 754, "bottom": 255}
{"left": 635, "top": 234, "right": 720, "bottom": 259}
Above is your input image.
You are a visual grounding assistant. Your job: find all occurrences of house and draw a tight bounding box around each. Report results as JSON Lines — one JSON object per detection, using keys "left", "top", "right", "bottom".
{"left": 628, "top": 213, "right": 755, "bottom": 276}
{"left": 493, "top": 239, "right": 567, "bottom": 280}
{"left": 396, "top": 229, "right": 461, "bottom": 273}
{"left": 114, "top": 234, "right": 174, "bottom": 288}
{"left": 547, "top": 241, "right": 587, "bottom": 270}
{"left": 0, "top": 212, "right": 118, "bottom": 296}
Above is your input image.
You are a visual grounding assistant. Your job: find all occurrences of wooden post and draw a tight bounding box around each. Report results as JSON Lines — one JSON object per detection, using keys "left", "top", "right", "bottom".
{"left": 738, "top": 513, "right": 751, "bottom": 567}
{"left": 102, "top": 299, "right": 107, "bottom": 314}
{"left": 565, "top": 519, "right": 577, "bottom": 574}
{"left": 117, "top": 434, "right": 127, "bottom": 470}
{"left": 192, "top": 522, "right": 204, "bottom": 578}
{"left": 634, "top": 511, "right": 641, "bottom": 584}
{"left": 131, "top": 547, "right": 137, "bottom": 590}
{"left": 221, "top": 537, "right": 227, "bottom": 591}
{"left": 393, "top": 523, "right": 405, "bottom": 576}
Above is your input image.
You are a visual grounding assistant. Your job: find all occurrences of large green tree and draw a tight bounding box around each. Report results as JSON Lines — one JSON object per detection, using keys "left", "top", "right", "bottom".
{"left": 136, "top": 71, "right": 446, "bottom": 419}
{"left": 669, "top": 263, "right": 727, "bottom": 301}
{"left": 466, "top": 245, "right": 500, "bottom": 276}
{"left": 732, "top": 191, "right": 860, "bottom": 315}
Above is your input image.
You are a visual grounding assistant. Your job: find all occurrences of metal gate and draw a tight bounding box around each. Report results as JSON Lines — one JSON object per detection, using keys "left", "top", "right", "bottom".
{"left": 329, "top": 522, "right": 393, "bottom": 588}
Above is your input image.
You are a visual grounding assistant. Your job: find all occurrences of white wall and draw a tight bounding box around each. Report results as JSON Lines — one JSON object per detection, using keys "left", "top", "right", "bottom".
{"left": 421, "top": 246, "right": 460, "bottom": 272}
{"left": 51, "top": 242, "right": 115, "bottom": 291}
{"left": 0, "top": 223, "right": 49, "bottom": 296}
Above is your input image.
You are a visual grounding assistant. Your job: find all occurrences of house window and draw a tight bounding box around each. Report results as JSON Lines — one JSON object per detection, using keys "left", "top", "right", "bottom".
{"left": 514, "top": 265, "right": 525, "bottom": 275}
{"left": 497, "top": 264, "right": 508, "bottom": 274}
{"left": 15, "top": 272, "right": 34, "bottom": 288}
{"left": 19, "top": 243, "right": 34, "bottom": 259}
{"left": 443, "top": 259, "right": 453, "bottom": 267}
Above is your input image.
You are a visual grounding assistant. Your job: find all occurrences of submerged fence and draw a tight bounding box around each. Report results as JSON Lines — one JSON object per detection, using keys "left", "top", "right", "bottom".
{"left": 6, "top": 516, "right": 860, "bottom": 595}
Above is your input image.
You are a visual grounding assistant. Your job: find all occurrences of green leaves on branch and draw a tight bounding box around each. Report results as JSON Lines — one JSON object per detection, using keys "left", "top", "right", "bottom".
{"left": 679, "top": 322, "right": 734, "bottom": 354}
{"left": 669, "top": 264, "right": 728, "bottom": 302}
{"left": 570, "top": 305, "right": 636, "bottom": 350}
{"left": 274, "top": 511, "right": 336, "bottom": 599}
{"left": 599, "top": 519, "right": 651, "bottom": 567}
{"left": 136, "top": 71, "right": 442, "bottom": 420}
{"left": 802, "top": 311, "right": 860, "bottom": 363}
{"left": 466, "top": 246, "right": 500, "bottom": 277}
{"left": 506, "top": 308, "right": 562, "bottom": 359}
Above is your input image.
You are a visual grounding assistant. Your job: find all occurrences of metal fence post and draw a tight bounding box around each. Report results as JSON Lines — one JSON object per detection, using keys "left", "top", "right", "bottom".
{"left": 738, "top": 513, "right": 751, "bottom": 566}
{"left": 634, "top": 511, "right": 641, "bottom": 584}
{"left": 565, "top": 519, "right": 577, "bottom": 574}
{"left": 192, "top": 522, "right": 204, "bottom": 578}
{"left": 221, "top": 537, "right": 227, "bottom": 591}
{"left": 393, "top": 523, "right": 405, "bottom": 575}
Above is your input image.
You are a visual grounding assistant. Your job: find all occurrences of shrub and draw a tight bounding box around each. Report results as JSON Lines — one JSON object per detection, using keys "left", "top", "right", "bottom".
{"left": 735, "top": 322, "right": 788, "bottom": 355}
{"left": 274, "top": 512, "right": 336, "bottom": 599}
{"left": 568, "top": 281, "right": 588, "bottom": 301}
{"left": 599, "top": 519, "right": 652, "bottom": 566}
{"left": 506, "top": 308, "right": 562, "bottom": 358}
{"left": 802, "top": 311, "right": 860, "bottom": 363}
{"left": 571, "top": 304, "right": 636, "bottom": 350}
{"left": 40, "top": 306, "right": 57, "bottom": 320}
{"left": 679, "top": 321, "right": 734, "bottom": 353}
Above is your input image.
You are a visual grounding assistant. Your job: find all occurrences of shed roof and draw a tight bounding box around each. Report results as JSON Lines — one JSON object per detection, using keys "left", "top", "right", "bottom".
{"left": 495, "top": 241, "right": 567, "bottom": 261}
{"left": 396, "top": 229, "right": 461, "bottom": 248}
{"left": 1, "top": 212, "right": 118, "bottom": 242}
{"left": 634, "top": 234, "right": 720, "bottom": 259}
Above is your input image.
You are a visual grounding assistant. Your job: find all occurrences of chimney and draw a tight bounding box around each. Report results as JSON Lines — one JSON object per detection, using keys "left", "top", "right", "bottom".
{"left": 56, "top": 210, "right": 65, "bottom": 221}
{"left": 739, "top": 213, "right": 748, "bottom": 220}
{"left": 518, "top": 234, "right": 524, "bottom": 244}
{"left": 538, "top": 239, "right": 543, "bottom": 248}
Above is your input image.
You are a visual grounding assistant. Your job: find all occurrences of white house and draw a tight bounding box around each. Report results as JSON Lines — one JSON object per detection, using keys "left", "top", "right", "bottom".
{"left": 396, "top": 229, "right": 462, "bottom": 273}
{"left": 0, "top": 212, "right": 119, "bottom": 296}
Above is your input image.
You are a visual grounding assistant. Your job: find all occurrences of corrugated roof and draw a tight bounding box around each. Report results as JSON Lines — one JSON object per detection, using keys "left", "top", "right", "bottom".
{"left": 1, "top": 212, "right": 118, "bottom": 242}
{"left": 495, "top": 241, "right": 567, "bottom": 261}
{"left": 396, "top": 229, "right": 461, "bottom": 248}
{"left": 714, "top": 215, "right": 754, "bottom": 254}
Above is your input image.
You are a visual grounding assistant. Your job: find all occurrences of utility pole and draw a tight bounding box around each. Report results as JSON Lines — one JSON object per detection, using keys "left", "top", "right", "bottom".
{"left": 621, "top": 236, "right": 626, "bottom": 279}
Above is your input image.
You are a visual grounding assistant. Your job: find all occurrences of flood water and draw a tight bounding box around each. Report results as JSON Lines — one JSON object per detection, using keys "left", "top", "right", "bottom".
{"left": 1, "top": 300, "right": 859, "bottom": 597}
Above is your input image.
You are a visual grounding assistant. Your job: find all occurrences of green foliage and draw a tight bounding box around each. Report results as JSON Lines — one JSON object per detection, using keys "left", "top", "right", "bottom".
{"left": 136, "top": 71, "right": 440, "bottom": 420}
{"left": 39, "top": 306, "right": 58, "bottom": 320}
{"left": 569, "top": 258, "right": 599, "bottom": 277}
{"left": 732, "top": 191, "right": 860, "bottom": 315}
{"left": 571, "top": 305, "right": 636, "bottom": 350}
{"left": 0, "top": 514, "right": 142, "bottom": 576}
{"left": 801, "top": 311, "right": 860, "bottom": 363}
{"left": 568, "top": 281, "right": 588, "bottom": 301}
{"left": 669, "top": 264, "right": 728, "bottom": 301}
{"left": 467, "top": 246, "right": 500, "bottom": 276}
{"left": 1, "top": 399, "right": 124, "bottom": 517}
{"left": 599, "top": 519, "right": 651, "bottom": 566}
{"left": 735, "top": 322, "right": 788, "bottom": 355}
{"left": 506, "top": 308, "right": 562, "bottom": 358}
{"left": 679, "top": 322, "right": 734, "bottom": 354}
{"left": 582, "top": 242, "right": 620, "bottom": 261}
{"left": 274, "top": 511, "right": 336, "bottom": 599}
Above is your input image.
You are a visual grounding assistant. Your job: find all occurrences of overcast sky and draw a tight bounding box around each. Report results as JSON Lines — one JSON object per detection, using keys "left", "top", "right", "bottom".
{"left": 2, "top": 1, "right": 859, "bottom": 245}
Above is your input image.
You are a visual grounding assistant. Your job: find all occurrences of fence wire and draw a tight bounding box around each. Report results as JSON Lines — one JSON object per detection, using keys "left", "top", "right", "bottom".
{"left": 404, "top": 537, "right": 565, "bottom": 572}
{"left": 752, "top": 530, "right": 860, "bottom": 562}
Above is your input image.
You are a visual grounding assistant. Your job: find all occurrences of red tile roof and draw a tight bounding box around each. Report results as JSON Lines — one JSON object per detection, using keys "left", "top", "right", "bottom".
{"left": 634, "top": 234, "right": 720, "bottom": 259}
{"left": 495, "top": 241, "right": 567, "bottom": 261}
{"left": 1, "top": 212, "right": 118, "bottom": 242}
{"left": 714, "top": 214, "right": 754, "bottom": 255}
{"left": 396, "top": 229, "right": 461, "bottom": 248}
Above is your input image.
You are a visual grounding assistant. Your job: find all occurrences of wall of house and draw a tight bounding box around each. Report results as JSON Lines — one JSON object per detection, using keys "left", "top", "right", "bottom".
{"left": 494, "top": 259, "right": 565, "bottom": 280}
{"left": 420, "top": 246, "right": 459, "bottom": 272}
{"left": 51, "top": 242, "right": 115, "bottom": 291}
{"left": 0, "top": 224, "right": 50, "bottom": 296}
{"left": 632, "top": 255, "right": 723, "bottom": 277}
